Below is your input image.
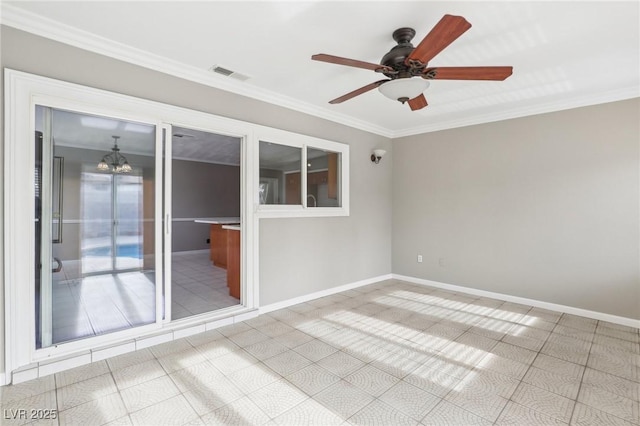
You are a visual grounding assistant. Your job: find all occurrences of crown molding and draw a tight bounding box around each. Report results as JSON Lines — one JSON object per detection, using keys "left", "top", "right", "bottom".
{"left": 391, "top": 86, "right": 640, "bottom": 138}
{"left": 2, "top": 4, "right": 638, "bottom": 141}
{"left": 0, "top": 4, "right": 394, "bottom": 138}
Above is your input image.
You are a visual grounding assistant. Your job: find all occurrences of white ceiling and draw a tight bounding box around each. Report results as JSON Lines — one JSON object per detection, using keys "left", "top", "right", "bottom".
{"left": 43, "top": 107, "right": 243, "bottom": 165}
{"left": 3, "top": 1, "right": 639, "bottom": 138}
{"left": 172, "top": 126, "right": 241, "bottom": 165}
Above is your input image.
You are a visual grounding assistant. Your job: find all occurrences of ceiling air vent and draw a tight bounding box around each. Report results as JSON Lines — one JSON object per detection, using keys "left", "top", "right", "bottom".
{"left": 209, "top": 65, "right": 250, "bottom": 82}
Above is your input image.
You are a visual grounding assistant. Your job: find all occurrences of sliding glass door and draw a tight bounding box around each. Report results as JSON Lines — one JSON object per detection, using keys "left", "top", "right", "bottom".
{"left": 33, "top": 105, "right": 247, "bottom": 349}
{"left": 35, "top": 106, "right": 160, "bottom": 348}
{"left": 5, "top": 70, "right": 258, "bottom": 380}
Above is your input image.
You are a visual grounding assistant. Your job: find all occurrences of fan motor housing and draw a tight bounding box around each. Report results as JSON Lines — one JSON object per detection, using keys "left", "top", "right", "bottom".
{"left": 380, "top": 27, "right": 422, "bottom": 79}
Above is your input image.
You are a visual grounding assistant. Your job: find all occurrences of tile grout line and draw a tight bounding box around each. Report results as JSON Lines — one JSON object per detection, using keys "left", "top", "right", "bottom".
{"left": 490, "top": 306, "right": 563, "bottom": 424}
{"left": 565, "top": 316, "right": 596, "bottom": 425}
{"left": 16, "top": 281, "right": 640, "bottom": 426}
{"left": 54, "top": 372, "right": 60, "bottom": 424}
{"left": 413, "top": 302, "right": 529, "bottom": 424}
{"left": 108, "top": 361, "right": 130, "bottom": 425}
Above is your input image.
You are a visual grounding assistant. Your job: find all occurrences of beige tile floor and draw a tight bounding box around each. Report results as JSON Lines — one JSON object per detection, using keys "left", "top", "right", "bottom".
{"left": 2, "top": 280, "right": 639, "bottom": 425}
{"left": 171, "top": 251, "right": 240, "bottom": 320}
{"left": 48, "top": 251, "right": 240, "bottom": 346}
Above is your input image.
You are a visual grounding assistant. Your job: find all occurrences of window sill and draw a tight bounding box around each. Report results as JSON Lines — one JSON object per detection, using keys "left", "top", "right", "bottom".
{"left": 256, "top": 206, "right": 349, "bottom": 218}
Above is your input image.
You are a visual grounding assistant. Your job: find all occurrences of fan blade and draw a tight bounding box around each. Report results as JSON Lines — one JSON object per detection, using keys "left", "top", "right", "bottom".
{"left": 423, "top": 66, "right": 513, "bottom": 80}
{"left": 312, "top": 54, "right": 392, "bottom": 73}
{"left": 408, "top": 94, "right": 428, "bottom": 111}
{"left": 329, "top": 80, "right": 390, "bottom": 104}
{"left": 406, "top": 15, "right": 472, "bottom": 65}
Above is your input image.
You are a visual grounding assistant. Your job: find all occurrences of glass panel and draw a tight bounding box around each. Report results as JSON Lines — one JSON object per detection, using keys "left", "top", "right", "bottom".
{"left": 81, "top": 172, "right": 114, "bottom": 273}
{"left": 35, "top": 106, "right": 158, "bottom": 348}
{"left": 306, "top": 147, "right": 341, "bottom": 207}
{"left": 259, "top": 141, "right": 302, "bottom": 205}
{"left": 171, "top": 126, "right": 242, "bottom": 320}
{"left": 115, "top": 174, "right": 144, "bottom": 270}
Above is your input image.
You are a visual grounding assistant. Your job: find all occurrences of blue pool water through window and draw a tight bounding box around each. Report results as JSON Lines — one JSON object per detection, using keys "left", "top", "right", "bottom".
{"left": 84, "top": 243, "right": 142, "bottom": 259}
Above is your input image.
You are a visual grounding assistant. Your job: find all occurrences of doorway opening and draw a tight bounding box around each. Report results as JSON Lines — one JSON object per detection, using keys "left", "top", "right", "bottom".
{"left": 169, "top": 126, "right": 242, "bottom": 320}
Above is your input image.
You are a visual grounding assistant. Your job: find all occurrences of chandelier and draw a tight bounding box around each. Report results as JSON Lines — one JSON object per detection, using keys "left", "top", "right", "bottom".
{"left": 97, "top": 136, "right": 132, "bottom": 173}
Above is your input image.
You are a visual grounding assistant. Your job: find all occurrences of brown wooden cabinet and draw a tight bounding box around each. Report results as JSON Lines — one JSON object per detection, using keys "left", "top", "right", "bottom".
{"left": 208, "top": 223, "right": 240, "bottom": 299}
{"left": 226, "top": 229, "right": 240, "bottom": 299}
{"left": 307, "top": 170, "right": 328, "bottom": 185}
{"left": 209, "top": 224, "right": 228, "bottom": 268}
{"left": 285, "top": 172, "right": 301, "bottom": 204}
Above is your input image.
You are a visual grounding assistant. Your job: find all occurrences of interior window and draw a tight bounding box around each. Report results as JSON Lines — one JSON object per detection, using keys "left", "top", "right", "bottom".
{"left": 259, "top": 141, "right": 302, "bottom": 205}
{"left": 256, "top": 132, "right": 349, "bottom": 217}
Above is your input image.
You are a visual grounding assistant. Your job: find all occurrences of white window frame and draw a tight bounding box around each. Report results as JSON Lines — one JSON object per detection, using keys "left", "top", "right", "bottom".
{"left": 255, "top": 127, "right": 350, "bottom": 218}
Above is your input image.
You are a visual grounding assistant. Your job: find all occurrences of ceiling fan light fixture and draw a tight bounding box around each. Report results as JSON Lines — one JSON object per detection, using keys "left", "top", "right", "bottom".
{"left": 378, "top": 78, "right": 430, "bottom": 103}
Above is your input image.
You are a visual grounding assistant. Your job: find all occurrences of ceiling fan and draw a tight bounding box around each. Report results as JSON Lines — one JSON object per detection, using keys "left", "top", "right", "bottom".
{"left": 311, "top": 14, "right": 513, "bottom": 111}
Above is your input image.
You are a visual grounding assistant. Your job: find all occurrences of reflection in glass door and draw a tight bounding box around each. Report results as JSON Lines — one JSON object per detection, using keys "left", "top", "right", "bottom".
{"left": 80, "top": 172, "right": 144, "bottom": 274}
{"left": 35, "top": 106, "right": 159, "bottom": 348}
{"left": 115, "top": 174, "right": 144, "bottom": 270}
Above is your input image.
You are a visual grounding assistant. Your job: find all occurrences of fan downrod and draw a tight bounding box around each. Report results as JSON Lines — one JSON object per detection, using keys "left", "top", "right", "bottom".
{"left": 392, "top": 27, "right": 416, "bottom": 44}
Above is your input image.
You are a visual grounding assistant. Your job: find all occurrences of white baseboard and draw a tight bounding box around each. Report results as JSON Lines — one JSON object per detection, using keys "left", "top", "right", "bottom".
{"left": 392, "top": 274, "right": 640, "bottom": 329}
{"left": 259, "top": 274, "right": 393, "bottom": 314}
{"left": 0, "top": 373, "right": 6, "bottom": 386}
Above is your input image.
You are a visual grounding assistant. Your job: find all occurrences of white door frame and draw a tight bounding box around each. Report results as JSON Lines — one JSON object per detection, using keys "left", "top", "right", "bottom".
{"left": 3, "top": 69, "right": 259, "bottom": 383}
{"left": 39, "top": 107, "right": 54, "bottom": 348}
{"left": 161, "top": 124, "right": 173, "bottom": 323}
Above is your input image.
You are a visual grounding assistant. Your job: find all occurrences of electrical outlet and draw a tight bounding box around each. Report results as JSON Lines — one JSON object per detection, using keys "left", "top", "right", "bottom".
{"left": 417, "top": 254, "right": 423, "bottom": 263}
{"left": 439, "top": 257, "right": 445, "bottom": 267}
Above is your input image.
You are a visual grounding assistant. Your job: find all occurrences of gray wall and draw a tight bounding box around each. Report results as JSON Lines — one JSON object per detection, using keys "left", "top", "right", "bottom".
{"left": 0, "top": 26, "right": 393, "bottom": 375}
{"left": 260, "top": 138, "right": 392, "bottom": 305}
{"left": 172, "top": 159, "right": 240, "bottom": 252}
{"left": 392, "top": 98, "right": 640, "bottom": 320}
